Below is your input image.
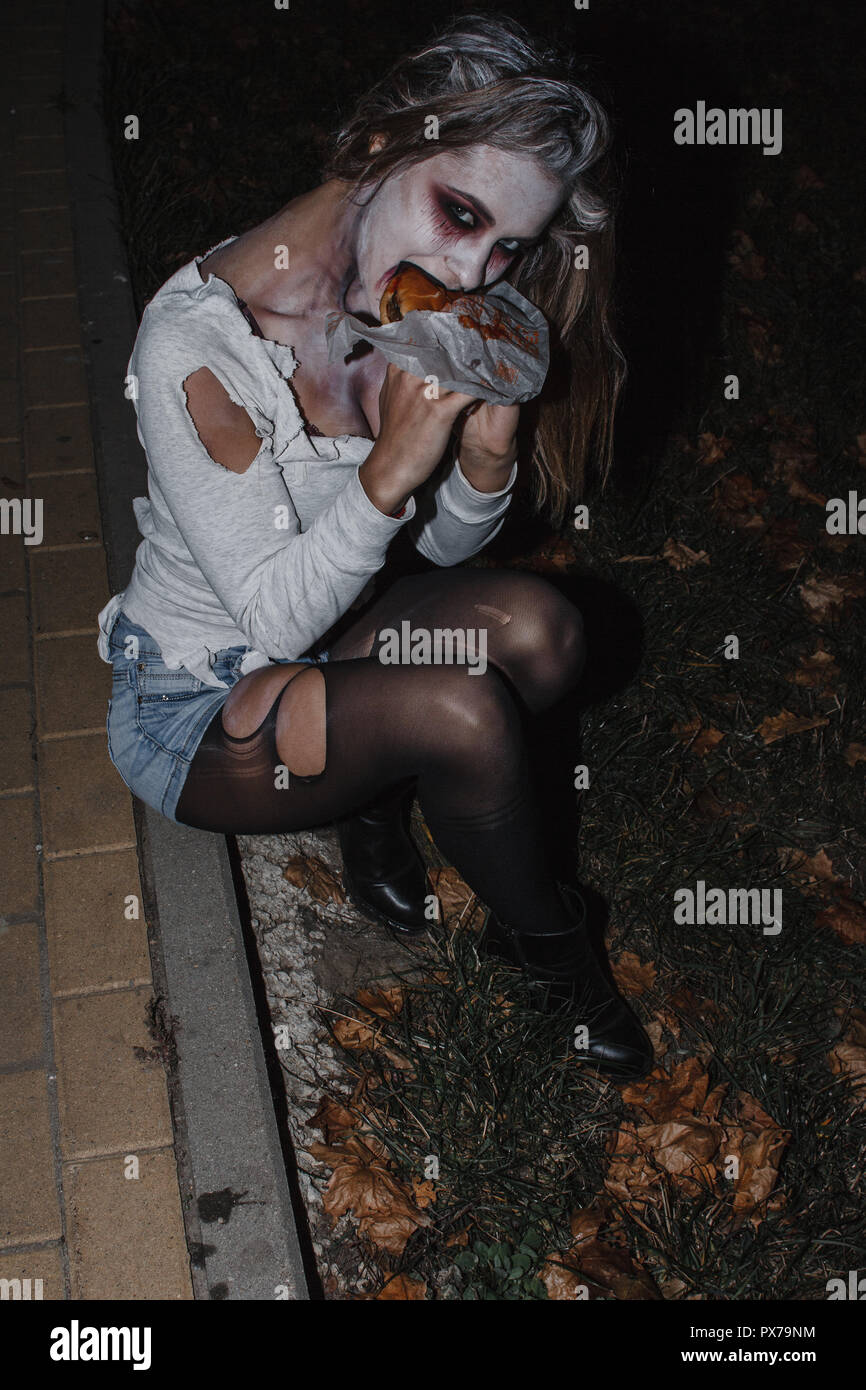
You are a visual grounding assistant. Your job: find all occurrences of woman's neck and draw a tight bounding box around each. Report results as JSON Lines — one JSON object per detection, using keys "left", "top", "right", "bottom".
{"left": 243, "top": 179, "right": 363, "bottom": 319}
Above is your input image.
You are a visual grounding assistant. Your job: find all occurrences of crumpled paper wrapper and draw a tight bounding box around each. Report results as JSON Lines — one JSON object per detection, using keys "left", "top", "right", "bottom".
{"left": 325, "top": 279, "right": 549, "bottom": 406}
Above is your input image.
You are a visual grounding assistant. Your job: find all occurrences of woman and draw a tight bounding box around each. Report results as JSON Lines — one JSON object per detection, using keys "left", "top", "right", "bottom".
{"left": 98, "top": 12, "right": 653, "bottom": 1081}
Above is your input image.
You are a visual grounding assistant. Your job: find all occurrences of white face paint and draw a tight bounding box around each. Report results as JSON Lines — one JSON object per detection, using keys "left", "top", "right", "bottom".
{"left": 344, "top": 145, "right": 565, "bottom": 318}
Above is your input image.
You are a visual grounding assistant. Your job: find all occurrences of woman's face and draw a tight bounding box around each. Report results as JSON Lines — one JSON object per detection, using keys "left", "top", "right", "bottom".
{"left": 349, "top": 145, "right": 565, "bottom": 318}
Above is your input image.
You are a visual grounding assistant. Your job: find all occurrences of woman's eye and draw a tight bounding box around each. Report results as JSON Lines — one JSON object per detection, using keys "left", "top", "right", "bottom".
{"left": 448, "top": 201, "right": 476, "bottom": 228}
{"left": 497, "top": 240, "right": 521, "bottom": 255}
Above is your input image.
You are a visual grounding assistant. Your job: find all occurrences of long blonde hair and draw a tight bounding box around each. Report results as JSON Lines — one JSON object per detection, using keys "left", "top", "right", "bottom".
{"left": 321, "top": 10, "right": 626, "bottom": 528}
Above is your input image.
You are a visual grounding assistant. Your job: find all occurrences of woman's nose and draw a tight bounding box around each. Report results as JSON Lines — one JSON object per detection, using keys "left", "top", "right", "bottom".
{"left": 442, "top": 250, "right": 490, "bottom": 293}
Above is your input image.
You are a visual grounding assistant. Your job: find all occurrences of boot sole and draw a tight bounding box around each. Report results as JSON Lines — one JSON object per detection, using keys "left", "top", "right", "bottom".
{"left": 340, "top": 872, "right": 432, "bottom": 940}
{"left": 573, "top": 1058, "right": 655, "bottom": 1084}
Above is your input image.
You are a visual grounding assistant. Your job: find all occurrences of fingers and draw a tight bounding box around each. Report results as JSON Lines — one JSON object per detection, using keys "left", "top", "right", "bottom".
{"left": 381, "top": 361, "right": 478, "bottom": 419}
{"left": 438, "top": 383, "right": 480, "bottom": 408}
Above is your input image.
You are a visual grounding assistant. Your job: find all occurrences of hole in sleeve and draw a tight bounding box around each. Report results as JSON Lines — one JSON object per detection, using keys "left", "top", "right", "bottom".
{"left": 182, "top": 365, "right": 263, "bottom": 474}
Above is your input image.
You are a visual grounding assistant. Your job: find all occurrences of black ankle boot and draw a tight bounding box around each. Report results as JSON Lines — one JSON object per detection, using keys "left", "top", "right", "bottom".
{"left": 337, "top": 779, "right": 431, "bottom": 937}
{"left": 479, "top": 885, "right": 655, "bottom": 1082}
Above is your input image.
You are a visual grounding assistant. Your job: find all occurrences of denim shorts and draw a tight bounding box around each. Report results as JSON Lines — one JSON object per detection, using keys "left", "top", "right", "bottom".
{"left": 104, "top": 609, "right": 328, "bottom": 824}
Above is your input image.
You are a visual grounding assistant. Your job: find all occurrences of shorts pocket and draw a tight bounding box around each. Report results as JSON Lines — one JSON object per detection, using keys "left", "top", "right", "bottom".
{"left": 132, "top": 663, "right": 213, "bottom": 757}
{"left": 136, "top": 667, "right": 208, "bottom": 701}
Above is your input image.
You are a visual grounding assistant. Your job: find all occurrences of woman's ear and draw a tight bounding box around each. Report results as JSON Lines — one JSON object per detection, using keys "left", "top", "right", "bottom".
{"left": 368, "top": 132, "right": 387, "bottom": 154}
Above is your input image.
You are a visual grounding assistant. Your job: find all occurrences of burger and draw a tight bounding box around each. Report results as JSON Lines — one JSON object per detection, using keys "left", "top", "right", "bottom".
{"left": 377, "top": 261, "right": 540, "bottom": 361}
{"left": 378, "top": 263, "right": 466, "bottom": 324}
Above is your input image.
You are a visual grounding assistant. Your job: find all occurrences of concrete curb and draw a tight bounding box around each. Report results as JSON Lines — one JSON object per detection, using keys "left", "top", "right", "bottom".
{"left": 64, "top": 0, "right": 311, "bottom": 1300}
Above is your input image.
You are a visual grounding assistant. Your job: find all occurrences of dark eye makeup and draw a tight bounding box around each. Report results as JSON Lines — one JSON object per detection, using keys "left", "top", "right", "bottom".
{"left": 427, "top": 190, "right": 530, "bottom": 262}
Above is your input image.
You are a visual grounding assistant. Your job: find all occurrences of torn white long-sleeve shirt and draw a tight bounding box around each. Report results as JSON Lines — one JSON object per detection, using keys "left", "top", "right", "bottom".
{"left": 97, "top": 235, "right": 518, "bottom": 688}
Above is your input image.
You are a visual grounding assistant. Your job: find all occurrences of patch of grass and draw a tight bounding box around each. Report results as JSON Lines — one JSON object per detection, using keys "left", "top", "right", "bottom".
{"left": 323, "top": 922, "right": 620, "bottom": 1245}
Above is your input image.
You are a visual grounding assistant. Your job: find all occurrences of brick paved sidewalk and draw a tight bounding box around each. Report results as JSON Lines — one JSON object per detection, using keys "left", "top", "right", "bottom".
{"left": 0, "top": 3, "right": 191, "bottom": 1301}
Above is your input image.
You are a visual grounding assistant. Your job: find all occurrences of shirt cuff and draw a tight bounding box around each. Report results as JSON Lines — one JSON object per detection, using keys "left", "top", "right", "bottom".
{"left": 328, "top": 465, "right": 416, "bottom": 561}
{"left": 439, "top": 453, "right": 519, "bottom": 521}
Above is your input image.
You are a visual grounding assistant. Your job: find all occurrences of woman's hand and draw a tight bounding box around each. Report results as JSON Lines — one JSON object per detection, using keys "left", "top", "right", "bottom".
{"left": 455, "top": 400, "right": 520, "bottom": 491}
{"left": 360, "top": 362, "right": 479, "bottom": 515}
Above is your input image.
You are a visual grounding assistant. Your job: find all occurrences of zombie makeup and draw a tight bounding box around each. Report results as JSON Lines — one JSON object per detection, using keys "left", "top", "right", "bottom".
{"left": 345, "top": 146, "right": 564, "bottom": 319}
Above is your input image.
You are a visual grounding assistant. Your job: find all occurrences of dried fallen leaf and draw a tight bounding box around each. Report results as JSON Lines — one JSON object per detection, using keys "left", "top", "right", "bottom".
{"left": 696, "top": 432, "right": 733, "bottom": 467}
{"left": 728, "top": 229, "right": 767, "bottom": 280}
{"left": 673, "top": 717, "right": 725, "bottom": 755}
{"left": 360, "top": 1206, "right": 432, "bottom": 1257}
{"left": 833, "top": 1005, "right": 866, "bottom": 1049}
{"left": 644, "top": 1019, "right": 668, "bottom": 1059}
{"left": 621, "top": 1057, "right": 724, "bottom": 1123}
{"left": 540, "top": 1255, "right": 590, "bottom": 1299}
{"left": 662, "top": 538, "right": 710, "bottom": 571}
{"left": 737, "top": 306, "right": 782, "bottom": 364}
{"left": 610, "top": 1064, "right": 788, "bottom": 1230}
{"left": 572, "top": 1239, "right": 661, "bottom": 1300}
{"left": 611, "top": 951, "right": 658, "bottom": 997}
{"left": 543, "top": 1206, "right": 660, "bottom": 1301}
{"left": 713, "top": 472, "right": 770, "bottom": 525}
{"left": 784, "top": 641, "right": 840, "bottom": 691}
{"left": 827, "top": 1043, "right": 866, "bottom": 1108}
{"left": 689, "top": 784, "right": 731, "bottom": 822}
{"left": 429, "top": 865, "right": 485, "bottom": 932}
{"left": 660, "top": 1275, "right": 690, "bottom": 1299}
{"left": 755, "top": 709, "right": 829, "bottom": 744}
{"left": 792, "top": 211, "right": 818, "bottom": 234}
{"left": 309, "top": 1136, "right": 432, "bottom": 1256}
{"left": 759, "top": 517, "right": 812, "bottom": 571}
{"left": 283, "top": 853, "right": 346, "bottom": 905}
{"left": 657, "top": 988, "right": 722, "bottom": 1037}
{"left": 356, "top": 985, "right": 405, "bottom": 1019}
{"left": 636, "top": 1116, "right": 722, "bottom": 1192}
{"left": 828, "top": 1011, "right": 866, "bottom": 1106}
{"left": 332, "top": 1016, "right": 377, "bottom": 1052}
{"left": 603, "top": 1121, "right": 665, "bottom": 1207}
{"left": 376, "top": 1273, "right": 428, "bottom": 1300}
{"left": 410, "top": 1177, "right": 437, "bottom": 1208}
{"left": 724, "top": 1092, "right": 791, "bottom": 1227}
{"left": 776, "top": 846, "right": 845, "bottom": 892}
{"left": 332, "top": 995, "right": 417, "bottom": 1067}
{"left": 768, "top": 433, "right": 818, "bottom": 485}
{"left": 799, "top": 573, "right": 866, "bottom": 623}
{"left": 330, "top": 1012, "right": 414, "bottom": 1072}
{"left": 786, "top": 476, "right": 827, "bottom": 506}
{"left": 570, "top": 1202, "right": 609, "bottom": 1245}
{"left": 844, "top": 742, "right": 866, "bottom": 767}
{"left": 816, "top": 894, "right": 866, "bottom": 945}
{"left": 305, "top": 1094, "right": 358, "bottom": 1144}
{"left": 513, "top": 537, "right": 575, "bottom": 573}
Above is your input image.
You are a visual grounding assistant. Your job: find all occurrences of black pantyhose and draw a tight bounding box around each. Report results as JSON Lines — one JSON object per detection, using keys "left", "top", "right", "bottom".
{"left": 174, "top": 569, "right": 586, "bottom": 937}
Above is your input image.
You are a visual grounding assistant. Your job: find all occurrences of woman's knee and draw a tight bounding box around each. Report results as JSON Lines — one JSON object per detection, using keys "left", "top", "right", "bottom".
{"left": 424, "top": 665, "right": 520, "bottom": 759}
{"left": 496, "top": 574, "right": 586, "bottom": 694}
{"left": 551, "top": 593, "right": 586, "bottom": 686}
